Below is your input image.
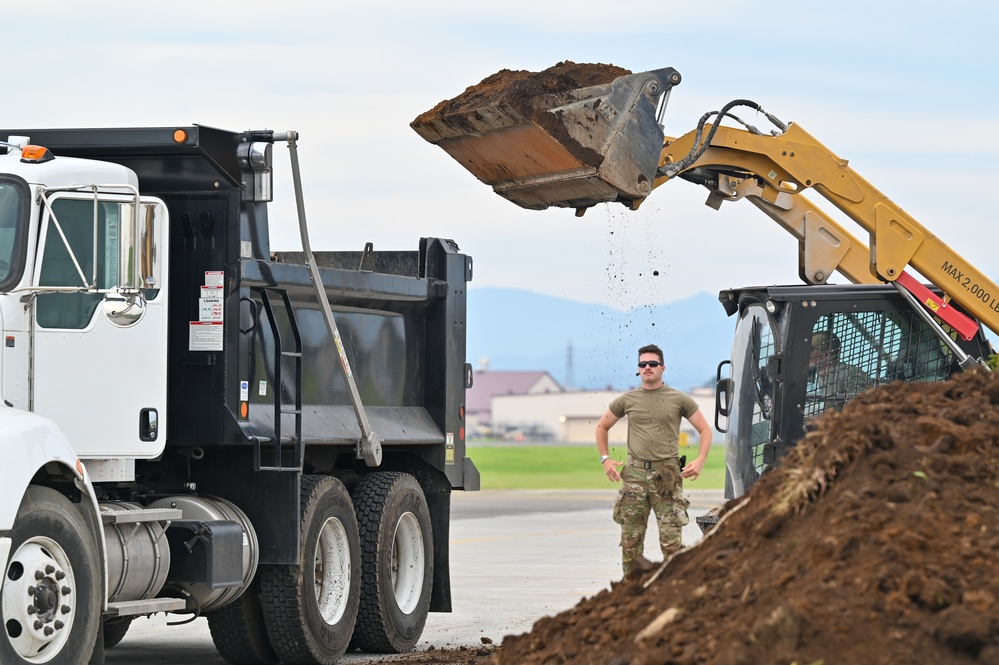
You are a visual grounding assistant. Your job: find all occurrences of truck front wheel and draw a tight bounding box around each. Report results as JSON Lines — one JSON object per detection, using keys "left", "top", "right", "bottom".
{"left": 259, "top": 475, "right": 360, "bottom": 664}
{"left": 0, "top": 486, "right": 101, "bottom": 665}
{"left": 350, "top": 472, "right": 434, "bottom": 653}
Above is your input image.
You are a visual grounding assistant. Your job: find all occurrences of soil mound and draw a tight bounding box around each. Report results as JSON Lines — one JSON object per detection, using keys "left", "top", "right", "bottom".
{"left": 492, "top": 370, "right": 999, "bottom": 664}
{"left": 411, "top": 61, "right": 631, "bottom": 127}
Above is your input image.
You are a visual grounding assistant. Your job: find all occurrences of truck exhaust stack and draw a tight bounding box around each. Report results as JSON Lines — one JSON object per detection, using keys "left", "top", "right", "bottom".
{"left": 412, "top": 63, "right": 680, "bottom": 212}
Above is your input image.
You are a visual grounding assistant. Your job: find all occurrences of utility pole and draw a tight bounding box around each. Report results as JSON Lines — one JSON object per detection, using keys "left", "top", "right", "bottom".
{"left": 565, "top": 340, "right": 575, "bottom": 389}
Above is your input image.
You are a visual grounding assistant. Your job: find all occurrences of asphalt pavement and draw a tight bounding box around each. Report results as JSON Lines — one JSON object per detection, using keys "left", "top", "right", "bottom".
{"left": 106, "top": 488, "right": 725, "bottom": 664}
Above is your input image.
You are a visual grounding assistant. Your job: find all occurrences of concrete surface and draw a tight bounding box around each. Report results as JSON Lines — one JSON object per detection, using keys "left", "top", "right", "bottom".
{"left": 105, "top": 488, "right": 725, "bottom": 663}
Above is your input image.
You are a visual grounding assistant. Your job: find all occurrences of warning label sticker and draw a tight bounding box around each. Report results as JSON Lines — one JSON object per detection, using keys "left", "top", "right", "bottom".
{"left": 199, "top": 297, "right": 223, "bottom": 322}
{"left": 205, "top": 271, "right": 224, "bottom": 287}
{"left": 189, "top": 321, "right": 223, "bottom": 351}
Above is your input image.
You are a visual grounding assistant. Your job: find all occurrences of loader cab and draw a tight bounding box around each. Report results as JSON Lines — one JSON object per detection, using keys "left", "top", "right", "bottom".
{"left": 716, "top": 284, "right": 992, "bottom": 500}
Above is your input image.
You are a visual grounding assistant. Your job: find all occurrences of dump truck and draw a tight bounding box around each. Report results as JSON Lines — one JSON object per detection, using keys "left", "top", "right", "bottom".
{"left": 412, "top": 62, "right": 994, "bottom": 502}
{"left": 0, "top": 126, "right": 477, "bottom": 665}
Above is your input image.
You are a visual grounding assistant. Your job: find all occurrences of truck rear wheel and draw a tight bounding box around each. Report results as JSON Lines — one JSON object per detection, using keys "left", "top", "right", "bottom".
{"left": 0, "top": 486, "right": 101, "bottom": 665}
{"left": 259, "top": 475, "right": 360, "bottom": 664}
{"left": 206, "top": 578, "right": 278, "bottom": 665}
{"left": 350, "top": 472, "right": 433, "bottom": 653}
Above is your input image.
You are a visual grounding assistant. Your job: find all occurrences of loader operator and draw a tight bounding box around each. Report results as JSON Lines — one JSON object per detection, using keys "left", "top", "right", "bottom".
{"left": 807, "top": 331, "right": 872, "bottom": 411}
{"left": 595, "top": 344, "right": 713, "bottom": 578}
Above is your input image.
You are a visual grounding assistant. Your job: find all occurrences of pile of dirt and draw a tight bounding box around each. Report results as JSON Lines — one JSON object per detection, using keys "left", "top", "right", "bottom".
{"left": 410, "top": 61, "right": 629, "bottom": 171}
{"left": 374, "top": 642, "right": 497, "bottom": 665}
{"left": 412, "top": 61, "right": 630, "bottom": 127}
{"left": 490, "top": 370, "right": 999, "bottom": 664}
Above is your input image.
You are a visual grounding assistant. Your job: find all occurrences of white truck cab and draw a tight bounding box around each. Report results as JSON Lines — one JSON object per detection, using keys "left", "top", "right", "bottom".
{"left": 0, "top": 138, "right": 168, "bottom": 459}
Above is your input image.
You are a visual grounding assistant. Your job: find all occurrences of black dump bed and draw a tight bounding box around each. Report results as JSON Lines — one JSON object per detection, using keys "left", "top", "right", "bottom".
{"left": 10, "top": 126, "right": 474, "bottom": 489}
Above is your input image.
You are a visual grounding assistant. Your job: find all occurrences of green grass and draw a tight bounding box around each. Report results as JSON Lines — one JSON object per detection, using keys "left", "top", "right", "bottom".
{"left": 465, "top": 444, "right": 724, "bottom": 490}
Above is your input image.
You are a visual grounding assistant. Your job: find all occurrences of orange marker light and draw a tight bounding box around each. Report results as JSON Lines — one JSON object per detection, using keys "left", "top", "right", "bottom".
{"left": 240, "top": 402, "right": 248, "bottom": 418}
{"left": 173, "top": 129, "right": 188, "bottom": 143}
{"left": 20, "top": 145, "right": 54, "bottom": 163}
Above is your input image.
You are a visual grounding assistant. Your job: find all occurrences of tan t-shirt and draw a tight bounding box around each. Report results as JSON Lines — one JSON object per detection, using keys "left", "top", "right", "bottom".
{"left": 608, "top": 385, "right": 699, "bottom": 461}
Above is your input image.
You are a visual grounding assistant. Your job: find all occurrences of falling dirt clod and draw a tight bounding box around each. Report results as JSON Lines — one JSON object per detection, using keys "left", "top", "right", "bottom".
{"left": 490, "top": 370, "right": 999, "bottom": 665}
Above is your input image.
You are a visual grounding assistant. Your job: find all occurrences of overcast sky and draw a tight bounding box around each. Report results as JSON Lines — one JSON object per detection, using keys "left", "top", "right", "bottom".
{"left": 7, "top": 1, "right": 999, "bottom": 311}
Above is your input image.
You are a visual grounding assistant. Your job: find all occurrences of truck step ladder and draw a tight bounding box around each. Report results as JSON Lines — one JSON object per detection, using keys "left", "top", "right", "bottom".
{"left": 255, "top": 287, "right": 304, "bottom": 472}
{"left": 101, "top": 506, "right": 189, "bottom": 616}
{"left": 105, "top": 598, "right": 188, "bottom": 617}
{"left": 100, "top": 506, "right": 183, "bottom": 524}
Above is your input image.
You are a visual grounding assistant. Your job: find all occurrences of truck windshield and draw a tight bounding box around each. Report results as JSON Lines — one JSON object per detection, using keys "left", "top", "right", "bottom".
{"left": 0, "top": 178, "right": 26, "bottom": 288}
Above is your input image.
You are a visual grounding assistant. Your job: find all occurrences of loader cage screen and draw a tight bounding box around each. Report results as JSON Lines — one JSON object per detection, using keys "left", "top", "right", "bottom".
{"left": 804, "top": 309, "right": 954, "bottom": 419}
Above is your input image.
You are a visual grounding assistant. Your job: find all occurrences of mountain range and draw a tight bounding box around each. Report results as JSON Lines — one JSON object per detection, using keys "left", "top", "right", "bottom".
{"left": 466, "top": 288, "right": 735, "bottom": 392}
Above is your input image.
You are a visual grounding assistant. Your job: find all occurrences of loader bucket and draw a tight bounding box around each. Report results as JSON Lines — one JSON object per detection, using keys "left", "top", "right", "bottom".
{"left": 412, "top": 64, "right": 681, "bottom": 211}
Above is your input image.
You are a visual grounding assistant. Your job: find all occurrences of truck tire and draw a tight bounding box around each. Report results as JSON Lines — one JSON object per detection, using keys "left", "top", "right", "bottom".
{"left": 206, "top": 579, "right": 278, "bottom": 665}
{"left": 101, "top": 617, "right": 131, "bottom": 649}
{"left": 0, "top": 486, "right": 102, "bottom": 665}
{"left": 259, "top": 475, "right": 360, "bottom": 664}
{"left": 331, "top": 470, "right": 361, "bottom": 495}
{"left": 350, "top": 472, "right": 433, "bottom": 653}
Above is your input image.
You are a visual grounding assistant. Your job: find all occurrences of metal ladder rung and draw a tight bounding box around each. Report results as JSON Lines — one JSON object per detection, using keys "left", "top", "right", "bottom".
{"left": 281, "top": 408, "right": 302, "bottom": 415}
{"left": 101, "top": 507, "right": 183, "bottom": 525}
{"left": 281, "top": 351, "right": 303, "bottom": 358}
{"left": 107, "top": 598, "right": 187, "bottom": 616}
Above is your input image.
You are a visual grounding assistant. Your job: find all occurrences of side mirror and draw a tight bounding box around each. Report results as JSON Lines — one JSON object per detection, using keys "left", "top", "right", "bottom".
{"left": 119, "top": 200, "right": 164, "bottom": 295}
{"left": 102, "top": 291, "right": 145, "bottom": 327}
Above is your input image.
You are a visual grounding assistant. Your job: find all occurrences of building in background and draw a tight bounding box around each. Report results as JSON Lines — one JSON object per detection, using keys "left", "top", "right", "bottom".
{"left": 466, "top": 369, "right": 563, "bottom": 438}
{"left": 490, "top": 386, "right": 719, "bottom": 444}
{"left": 467, "top": 362, "right": 721, "bottom": 446}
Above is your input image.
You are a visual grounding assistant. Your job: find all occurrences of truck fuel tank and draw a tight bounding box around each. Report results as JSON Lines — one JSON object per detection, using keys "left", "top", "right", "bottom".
{"left": 411, "top": 63, "right": 680, "bottom": 211}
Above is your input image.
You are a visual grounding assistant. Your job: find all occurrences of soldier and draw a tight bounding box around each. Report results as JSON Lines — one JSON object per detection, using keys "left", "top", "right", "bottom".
{"left": 595, "top": 344, "right": 712, "bottom": 578}
{"left": 807, "top": 330, "right": 873, "bottom": 413}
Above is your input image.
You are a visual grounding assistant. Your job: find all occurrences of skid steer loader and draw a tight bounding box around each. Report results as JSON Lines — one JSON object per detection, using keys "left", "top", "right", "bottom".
{"left": 412, "top": 63, "right": 994, "bottom": 502}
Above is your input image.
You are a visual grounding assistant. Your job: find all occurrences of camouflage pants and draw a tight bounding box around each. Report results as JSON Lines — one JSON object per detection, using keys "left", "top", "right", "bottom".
{"left": 612, "top": 460, "right": 690, "bottom": 576}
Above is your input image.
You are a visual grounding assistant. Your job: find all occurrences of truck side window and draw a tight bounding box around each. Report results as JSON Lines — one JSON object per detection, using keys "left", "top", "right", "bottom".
{"left": 36, "top": 199, "right": 118, "bottom": 329}
{"left": 0, "top": 178, "right": 26, "bottom": 289}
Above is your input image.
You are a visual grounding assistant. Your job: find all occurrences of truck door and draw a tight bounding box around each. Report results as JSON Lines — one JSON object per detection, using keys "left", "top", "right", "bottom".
{"left": 31, "top": 191, "right": 168, "bottom": 457}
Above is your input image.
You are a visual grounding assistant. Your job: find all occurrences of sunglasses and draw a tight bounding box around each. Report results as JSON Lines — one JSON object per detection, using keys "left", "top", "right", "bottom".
{"left": 637, "top": 361, "right": 662, "bottom": 368}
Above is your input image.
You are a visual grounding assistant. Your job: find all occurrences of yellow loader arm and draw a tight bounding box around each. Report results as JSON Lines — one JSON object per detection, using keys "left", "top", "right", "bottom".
{"left": 662, "top": 140, "right": 879, "bottom": 288}
{"left": 657, "top": 121, "right": 987, "bottom": 340}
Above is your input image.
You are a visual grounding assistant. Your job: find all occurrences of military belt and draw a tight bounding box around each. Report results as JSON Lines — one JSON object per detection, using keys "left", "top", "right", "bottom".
{"left": 626, "top": 455, "right": 671, "bottom": 470}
